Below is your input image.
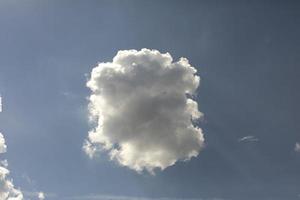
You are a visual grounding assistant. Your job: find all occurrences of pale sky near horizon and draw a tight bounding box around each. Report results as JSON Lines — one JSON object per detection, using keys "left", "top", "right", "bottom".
{"left": 0, "top": 1, "right": 300, "bottom": 200}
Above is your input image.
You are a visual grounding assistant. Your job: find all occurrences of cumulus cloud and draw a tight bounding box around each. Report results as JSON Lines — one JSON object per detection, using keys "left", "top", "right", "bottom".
{"left": 238, "top": 135, "right": 259, "bottom": 143}
{"left": 83, "top": 48, "right": 204, "bottom": 173}
{"left": 0, "top": 133, "right": 23, "bottom": 200}
{"left": 0, "top": 98, "right": 23, "bottom": 200}
{"left": 295, "top": 142, "right": 300, "bottom": 153}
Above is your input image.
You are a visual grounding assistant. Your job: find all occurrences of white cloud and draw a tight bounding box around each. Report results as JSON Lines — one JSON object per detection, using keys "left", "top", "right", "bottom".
{"left": 83, "top": 49, "right": 204, "bottom": 173}
{"left": 38, "top": 192, "right": 45, "bottom": 200}
{"left": 0, "top": 96, "right": 2, "bottom": 112}
{"left": 238, "top": 135, "right": 259, "bottom": 143}
{"left": 295, "top": 142, "right": 300, "bottom": 153}
{"left": 0, "top": 134, "right": 23, "bottom": 200}
{"left": 0, "top": 98, "right": 23, "bottom": 200}
{"left": 23, "top": 191, "right": 54, "bottom": 200}
{"left": 0, "top": 132, "right": 7, "bottom": 153}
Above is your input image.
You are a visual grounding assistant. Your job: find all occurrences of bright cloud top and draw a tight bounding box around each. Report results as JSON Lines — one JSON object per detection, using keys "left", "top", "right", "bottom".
{"left": 38, "top": 192, "right": 45, "bottom": 200}
{"left": 0, "top": 133, "right": 23, "bottom": 200}
{"left": 0, "top": 133, "right": 7, "bottom": 154}
{"left": 83, "top": 49, "right": 204, "bottom": 173}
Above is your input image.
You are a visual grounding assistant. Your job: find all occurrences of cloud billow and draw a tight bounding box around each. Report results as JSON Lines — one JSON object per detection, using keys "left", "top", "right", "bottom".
{"left": 83, "top": 49, "right": 204, "bottom": 173}
{"left": 0, "top": 133, "right": 23, "bottom": 200}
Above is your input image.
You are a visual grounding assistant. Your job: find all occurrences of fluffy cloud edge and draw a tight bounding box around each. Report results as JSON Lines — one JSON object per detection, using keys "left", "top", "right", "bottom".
{"left": 0, "top": 133, "right": 24, "bottom": 200}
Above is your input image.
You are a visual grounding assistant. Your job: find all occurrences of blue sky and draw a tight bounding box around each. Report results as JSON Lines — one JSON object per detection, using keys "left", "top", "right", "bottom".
{"left": 0, "top": 1, "right": 300, "bottom": 200}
